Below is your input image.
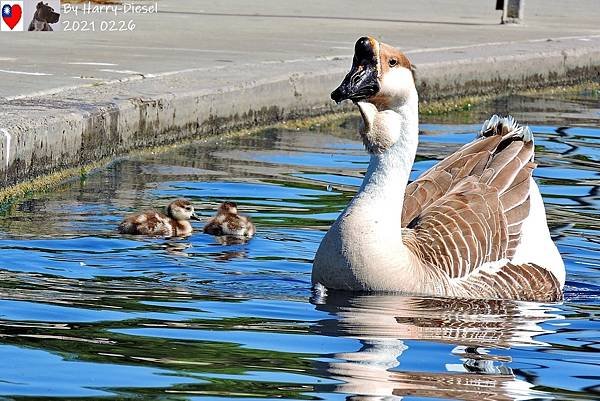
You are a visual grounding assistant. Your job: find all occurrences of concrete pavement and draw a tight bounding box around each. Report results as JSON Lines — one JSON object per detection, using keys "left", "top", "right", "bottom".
{"left": 0, "top": 0, "right": 599, "bottom": 190}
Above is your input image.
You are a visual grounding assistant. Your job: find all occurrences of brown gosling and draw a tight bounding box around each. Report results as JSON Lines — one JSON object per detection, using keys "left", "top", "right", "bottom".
{"left": 203, "top": 201, "right": 255, "bottom": 238}
{"left": 118, "top": 199, "right": 200, "bottom": 237}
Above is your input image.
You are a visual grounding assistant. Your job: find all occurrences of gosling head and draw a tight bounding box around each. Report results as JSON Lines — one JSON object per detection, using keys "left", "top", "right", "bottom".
{"left": 331, "top": 36, "right": 416, "bottom": 110}
{"left": 166, "top": 199, "right": 201, "bottom": 221}
{"left": 218, "top": 201, "right": 238, "bottom": 215}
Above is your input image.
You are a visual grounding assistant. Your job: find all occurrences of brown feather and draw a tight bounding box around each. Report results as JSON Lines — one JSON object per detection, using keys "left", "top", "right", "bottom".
{"left": 204, "top": 202, "right": 255, "bottom": 238}
{"left": 460, "top": 262, "right": 562, "bottom": 302}
{"left": 401, "top": 117, "right": 556, "bottom": 300}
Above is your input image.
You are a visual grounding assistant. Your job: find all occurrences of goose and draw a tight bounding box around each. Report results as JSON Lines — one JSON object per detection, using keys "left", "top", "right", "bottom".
{"left": 118, "top": 199, "right": 200, "bottom": 237}
{"left": 312, "top": 37, "right": 565, "bottom": 302}
{"left": 203, "top": 201, "right": 256, "bottom": 239}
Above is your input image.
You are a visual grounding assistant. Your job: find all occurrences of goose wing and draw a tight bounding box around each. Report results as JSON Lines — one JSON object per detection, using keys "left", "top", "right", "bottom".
{"left": 401, "top": 117, "right": 560, "bottom": 300}
{"left": 403, "top": 116, "right": 534, "bottom": 261}
{"left": 403, "top": 116, "right": 529, "bottom": 222}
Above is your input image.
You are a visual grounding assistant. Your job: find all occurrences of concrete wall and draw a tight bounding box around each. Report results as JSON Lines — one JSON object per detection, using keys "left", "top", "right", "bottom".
{"left": 1, "top": 40, "right": 599, "bottom": 190}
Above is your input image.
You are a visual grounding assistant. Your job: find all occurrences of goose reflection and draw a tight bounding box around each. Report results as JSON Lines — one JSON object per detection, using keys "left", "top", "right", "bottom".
{"left": 311, "top": 291, "right": 562, "bottom": 401}
{"left": 164, "top": 241, "right": 193, "bottom": 256}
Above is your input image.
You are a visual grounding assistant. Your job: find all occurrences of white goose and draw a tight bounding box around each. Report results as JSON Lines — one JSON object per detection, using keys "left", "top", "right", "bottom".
{"left": 312, "top": 37, "right": 565, "bottom": 302}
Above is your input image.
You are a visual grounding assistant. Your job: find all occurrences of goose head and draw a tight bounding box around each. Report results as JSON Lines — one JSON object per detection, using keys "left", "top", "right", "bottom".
{"left": 166, "top": 199, "right": 201, "bottom": 221}
{"left": 331, "top": 36, "right": 416, "bottom": 110}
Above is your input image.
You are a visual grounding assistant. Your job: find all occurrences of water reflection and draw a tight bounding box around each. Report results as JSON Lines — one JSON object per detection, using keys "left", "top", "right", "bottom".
{"left": 164, "top": 241, "right": 193, "bottom": 256}
{"left": 313, "top": 292, "right": 561, "bottom": 400}
{"left": 0, "top": 92, "right": 598, "bottom": 400}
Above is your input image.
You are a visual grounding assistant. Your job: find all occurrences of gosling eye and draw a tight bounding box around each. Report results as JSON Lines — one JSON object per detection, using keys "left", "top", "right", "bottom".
{"left": 388, "top": 58, "right": 398, "bottom": 67}
{"left": 185, "top": 206, "right": 192, "bottom": 211}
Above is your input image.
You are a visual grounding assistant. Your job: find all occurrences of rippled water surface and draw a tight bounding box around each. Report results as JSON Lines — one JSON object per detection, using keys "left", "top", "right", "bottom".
{"left": 1, "top": 92, "right": 599, "bottom": 400}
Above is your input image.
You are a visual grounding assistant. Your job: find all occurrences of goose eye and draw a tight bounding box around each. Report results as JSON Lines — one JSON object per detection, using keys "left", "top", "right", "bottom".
{"left": 389, "top": 58, "right": 398, "bottom": 67}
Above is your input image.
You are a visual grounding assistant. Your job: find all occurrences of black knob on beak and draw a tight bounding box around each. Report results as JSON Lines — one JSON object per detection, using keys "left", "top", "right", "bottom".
{"left": 355, "top": 37, "right": 374, "bottom": 59}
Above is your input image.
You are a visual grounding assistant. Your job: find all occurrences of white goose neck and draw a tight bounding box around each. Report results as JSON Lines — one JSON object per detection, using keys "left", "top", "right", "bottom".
{"left": 357, "top": 94, "right": 419, "bottom": 215}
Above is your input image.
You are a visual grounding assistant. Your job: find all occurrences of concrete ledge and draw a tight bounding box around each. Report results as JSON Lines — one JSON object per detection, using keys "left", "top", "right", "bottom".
{"left": 417, "top": 45, "right": 600, "bottom": 99}
{"left": 1, "top": 36, "right": 599, "bottom": 189}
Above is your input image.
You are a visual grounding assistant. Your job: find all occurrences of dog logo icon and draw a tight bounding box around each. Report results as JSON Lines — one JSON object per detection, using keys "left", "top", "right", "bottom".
{"left": 28, "top": 1, "right": 59, "bottom": 31}
{"left": 1, "top": 1, "right": 24, "bottom": 31}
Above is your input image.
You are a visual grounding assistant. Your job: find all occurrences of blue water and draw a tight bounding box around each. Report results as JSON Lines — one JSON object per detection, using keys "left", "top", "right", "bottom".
{"left": 0, "top": 92, "right": 598, "bottom": 400}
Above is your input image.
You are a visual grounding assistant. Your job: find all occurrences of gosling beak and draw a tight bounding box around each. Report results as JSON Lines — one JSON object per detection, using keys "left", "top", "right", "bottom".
{"left": 331, "top": 36, "right": 380, "bottom": 103}
{"left": 191, "top": 213, "right": 202, "bottom": 221}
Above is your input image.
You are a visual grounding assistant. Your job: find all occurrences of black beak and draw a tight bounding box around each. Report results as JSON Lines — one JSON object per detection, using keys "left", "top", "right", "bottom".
{"left": 331, "top": 63, "right": 379, "bottom": 103}
{"left": 331, "top": 37, "right": 380, "bottom": 103}
{"left": 191, "top": 213, "right": 201, "bottom": 221}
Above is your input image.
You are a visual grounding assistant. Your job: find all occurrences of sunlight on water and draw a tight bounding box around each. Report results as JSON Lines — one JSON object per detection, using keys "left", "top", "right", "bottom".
{"left": 0, "top": 92, "right": 598, "bottom": 400}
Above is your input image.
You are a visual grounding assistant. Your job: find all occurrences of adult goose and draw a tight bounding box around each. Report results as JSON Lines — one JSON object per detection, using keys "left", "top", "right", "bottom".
{"left": 312, "top": 37, "right": 565, "bottom": 302}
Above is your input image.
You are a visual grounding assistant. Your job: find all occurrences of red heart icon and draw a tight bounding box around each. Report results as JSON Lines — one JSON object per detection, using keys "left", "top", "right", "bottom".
{"left": 2, "top": 4, "right": 22, "bottom": 30}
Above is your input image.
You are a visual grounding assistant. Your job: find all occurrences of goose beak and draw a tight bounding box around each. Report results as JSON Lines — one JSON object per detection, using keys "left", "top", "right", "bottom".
{"left": 191, "top": 213, "right": 201, "bottom": 221}
{"left": 331, "top": 37, "right": 380, "bottom": 103}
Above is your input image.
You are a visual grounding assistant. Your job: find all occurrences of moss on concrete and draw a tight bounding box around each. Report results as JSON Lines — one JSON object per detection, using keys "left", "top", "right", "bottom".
{"left": 0, "top": 121, "right": 292, "bottom": 209}
{"left": 0, "top": 163, "right": 104, "bottom": 213}
{"left": 1, "top": 80, "right": 597, "bottom": 209}
{"left": 522, "top": 80, "right": 600, "bottom": 96}
{"left": 419, "top": 81, "right": 600, "bottom": 116}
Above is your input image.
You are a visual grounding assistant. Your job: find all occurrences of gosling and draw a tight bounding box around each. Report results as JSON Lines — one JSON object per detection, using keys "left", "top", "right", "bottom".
{"left": 203, "top": 201, "right": 255, "bottom": 238}
{"left": 118, "top": 199, "right": 200, "bottom": 237}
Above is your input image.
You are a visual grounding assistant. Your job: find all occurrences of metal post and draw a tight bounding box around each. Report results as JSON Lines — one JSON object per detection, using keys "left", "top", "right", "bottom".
{"left": 502, "top": 0, "right": 524, "bottom": 24}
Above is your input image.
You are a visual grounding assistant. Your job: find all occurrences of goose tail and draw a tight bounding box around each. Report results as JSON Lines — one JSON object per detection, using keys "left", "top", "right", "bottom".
{"left": 480, "top": 114, "right": 533, "bottom": 143}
